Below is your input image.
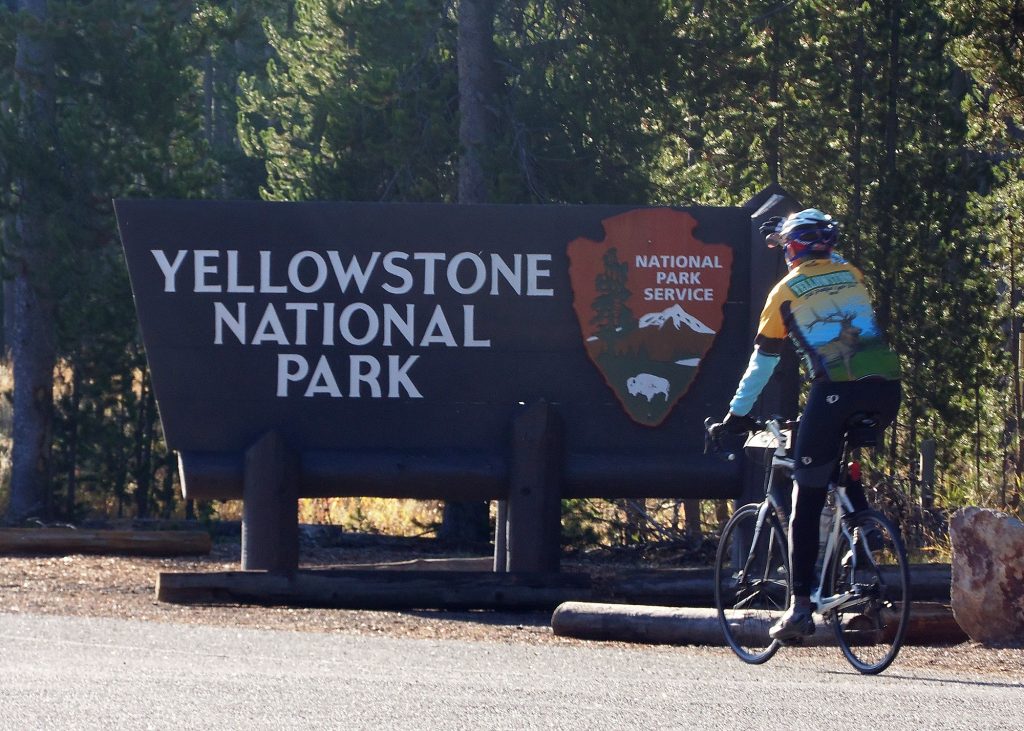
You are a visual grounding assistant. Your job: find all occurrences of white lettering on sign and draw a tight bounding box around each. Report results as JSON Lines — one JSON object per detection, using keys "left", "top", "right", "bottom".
{"left": 151, "top": 249, "right": 553, "bottom": 297}
{"left": 154, "top": 247, "right": 547, "bottom": 399}
{"left": 642, "top": 287, "right": 714, "bottom": 302}
{"left": 276, "top": 353, "right": 423, "bottom": 399}
{"left": 151, "top": 250, "right": 187, "bottom": 292}
{"left": 634, "top": 254, "right": 722, "bottom": 303}
{"left": 634, "top": 254, "right": 723, "bottom": 269}
{"left": 213, "top": 302, "right": 491, "bottom": 349}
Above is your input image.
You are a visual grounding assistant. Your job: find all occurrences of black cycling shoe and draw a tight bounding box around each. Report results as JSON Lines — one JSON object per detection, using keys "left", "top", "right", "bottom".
{"left": 769, "top": 606, "right": 816, "bottom": 644}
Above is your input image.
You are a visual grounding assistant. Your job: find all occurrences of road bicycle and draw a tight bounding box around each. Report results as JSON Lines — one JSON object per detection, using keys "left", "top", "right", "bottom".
{"left": 705, "top": 414, "right": 911, "bottom": 675}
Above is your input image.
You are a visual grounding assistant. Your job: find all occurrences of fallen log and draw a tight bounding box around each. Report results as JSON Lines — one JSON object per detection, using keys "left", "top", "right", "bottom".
{"left": 551, "top": 601, "right": 966, "bottom": 646}
{"left": 157, "top": 569, "right": 592, "bottom": 611}
{"left": 0, "top": 528, "right": 212, "bottom": 557}
{"left": 552, "top": 602, "right": 727, "bottom": 645}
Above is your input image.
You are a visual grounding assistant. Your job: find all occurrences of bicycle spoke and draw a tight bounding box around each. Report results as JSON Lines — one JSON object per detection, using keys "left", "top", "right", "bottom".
{"left": 715, "top": 503, "right": 790, "bottom": 664}
{"left": 827, "top": 511, "right": 911, "bottom": 674}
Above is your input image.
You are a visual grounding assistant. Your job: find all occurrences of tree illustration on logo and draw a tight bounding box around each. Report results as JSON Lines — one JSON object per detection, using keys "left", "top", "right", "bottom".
{"left": 590, "top": 248, "right": 634, "bottom": 338}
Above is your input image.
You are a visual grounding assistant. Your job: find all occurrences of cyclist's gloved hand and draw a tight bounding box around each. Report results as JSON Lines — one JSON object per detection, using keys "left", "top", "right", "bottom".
{"left": 759, "top": 215, "right": 784, "bottom": 237}
{"left": 722, "top": 412, "right": 758, "bottom": 434}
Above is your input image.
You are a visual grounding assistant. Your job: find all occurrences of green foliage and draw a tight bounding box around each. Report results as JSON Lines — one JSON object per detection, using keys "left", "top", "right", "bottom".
{"left": 490, "top": 0, "right": 687, "bottom": 203}
{"left": 238, "top": 0, "right": 460, "bottom": 202}
{"left": 940, "top": 0, "right": 1024, "bottom": 147}
{"left": 2, "top": 0, "right": 1023, "bottom": 527}
{"left": 0, "top": 1, "right": 240, "bottom": 520}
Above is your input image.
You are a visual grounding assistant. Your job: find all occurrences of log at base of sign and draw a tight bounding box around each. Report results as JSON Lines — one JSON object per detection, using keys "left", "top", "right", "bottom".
{"left": 154, "top": 564, "right": 956, "bottom": 622}
{"left": 156, "top": 569, "right": 592, "bottom": 611}
{"left": 551, "top": 601, "right": 966, "bottom": 647}
{"left": 0, "top": 528, "right": 211, "bottom": 556}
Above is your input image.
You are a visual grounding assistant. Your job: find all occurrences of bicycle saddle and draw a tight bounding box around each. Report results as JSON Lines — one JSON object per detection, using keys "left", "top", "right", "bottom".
{"left": 845, "top": 412, "right": 881, "bottom": 448}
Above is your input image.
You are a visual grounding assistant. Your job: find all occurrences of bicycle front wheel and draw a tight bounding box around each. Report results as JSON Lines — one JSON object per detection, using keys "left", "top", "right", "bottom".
{"left": 714, "top": 502, "right": 790, "bottom": 664}
{"left": 826, "top": 510, "right": 911, "bottom": 675}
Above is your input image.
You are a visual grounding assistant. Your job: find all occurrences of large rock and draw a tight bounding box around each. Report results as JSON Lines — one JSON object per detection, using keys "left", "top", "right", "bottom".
{"left": 950, "top": 506, "right": 1024, "bottom": 647}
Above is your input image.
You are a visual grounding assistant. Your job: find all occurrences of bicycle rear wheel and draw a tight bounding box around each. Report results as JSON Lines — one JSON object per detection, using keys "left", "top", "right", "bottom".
{"left": 826, "top": 510, "right": 911, "bottom": 674}
{"left": 714, "top": 502, "right": 790, "bottom": 664}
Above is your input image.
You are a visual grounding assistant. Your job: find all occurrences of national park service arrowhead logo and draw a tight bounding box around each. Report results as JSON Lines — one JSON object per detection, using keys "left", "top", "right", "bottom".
{"left": 567, "top": 209, "right": 734, "bottom": 426}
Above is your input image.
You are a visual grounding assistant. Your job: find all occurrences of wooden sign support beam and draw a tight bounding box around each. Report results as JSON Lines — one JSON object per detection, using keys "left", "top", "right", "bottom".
{"left": 503, "top": 400, "right": 563, "bottom": 573}
{"left": 242, "top": 431, "right": 299, "bottom": 572}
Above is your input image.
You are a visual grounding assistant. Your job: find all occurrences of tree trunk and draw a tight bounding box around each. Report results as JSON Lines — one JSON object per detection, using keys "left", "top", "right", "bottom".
{"left": 766, "top": 27, "right": 781, "bottom": 185}
{"left": 64, "top": 365, "right": 82, "bottom": 519}
{"left": 683, "top": 499, "right": 702, "bottom": 546}
{"left": 880, "top": 0, "right": 901, "bottom": 477}
{"left": 876, "top": 0, "right": 900, "bottom": 336}
{"left": 134, "top": 375, "right": 155, "bottom": 519}
{"left": 847, "top": 23, "right": 866, "bottom": 262}
{"left": 456, "top": 0, "right": 497, "bottom": 204}
{"left": 442, "top": 0, "right": 499, "bottom": 546}
{"left": 1013, "top": 237, "right": 1023, "bottom": 510}
{"left": 7, "top": 0, "right": 57, "bottom": 524}
{"left": 8, "top": 271, "right": 55, "bottom": 522}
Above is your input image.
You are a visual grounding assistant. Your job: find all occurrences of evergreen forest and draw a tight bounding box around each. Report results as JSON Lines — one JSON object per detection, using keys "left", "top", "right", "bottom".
{"left": 1, "top": 0, "right": 1022, "bottom": 549}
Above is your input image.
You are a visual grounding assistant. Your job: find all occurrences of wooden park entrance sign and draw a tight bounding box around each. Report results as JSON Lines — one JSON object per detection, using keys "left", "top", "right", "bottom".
{"left": 115, "top": 188, "right": 796, "bottom": 575}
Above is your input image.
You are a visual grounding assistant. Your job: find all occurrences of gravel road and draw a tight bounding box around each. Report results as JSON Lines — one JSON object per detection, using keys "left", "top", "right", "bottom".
{"left": 2, "top": 611, "right": 1023, "bottom": 731}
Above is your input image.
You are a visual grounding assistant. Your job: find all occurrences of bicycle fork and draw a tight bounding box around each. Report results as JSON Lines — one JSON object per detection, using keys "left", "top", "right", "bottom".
{"left": 731, "top": 501, "right": 784, "bottom": 608}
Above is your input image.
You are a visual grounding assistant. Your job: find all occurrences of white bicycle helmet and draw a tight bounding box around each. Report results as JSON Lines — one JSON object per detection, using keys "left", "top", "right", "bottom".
{"left": 778, "top": 208, "right": 838, "bottom": 266}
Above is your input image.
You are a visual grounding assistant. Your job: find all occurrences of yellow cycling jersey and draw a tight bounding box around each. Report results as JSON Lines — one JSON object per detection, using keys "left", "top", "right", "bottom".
{"left": 756, "top": 257, "right": 901, "bottom": 382}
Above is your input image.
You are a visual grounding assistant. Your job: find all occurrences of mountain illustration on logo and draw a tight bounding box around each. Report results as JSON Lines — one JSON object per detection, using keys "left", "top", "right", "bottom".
{"left": 638, "top": 304, "right": 715, "bottom": 334}
{"left": 567, "top": 209, "right": 734, "bottom": 426}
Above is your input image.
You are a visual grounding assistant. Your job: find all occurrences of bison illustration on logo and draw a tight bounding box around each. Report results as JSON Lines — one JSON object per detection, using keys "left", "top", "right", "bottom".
{"left": 567, "top": 209, "right": 733, "bottom": 426}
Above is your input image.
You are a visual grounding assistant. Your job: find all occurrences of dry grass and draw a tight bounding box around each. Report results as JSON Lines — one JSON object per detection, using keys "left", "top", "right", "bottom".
{"left": 297, "top": 497, "right": 443, "bottom": 536}
{"left": 202, "top": 497, "right": 444, "bottom": 537}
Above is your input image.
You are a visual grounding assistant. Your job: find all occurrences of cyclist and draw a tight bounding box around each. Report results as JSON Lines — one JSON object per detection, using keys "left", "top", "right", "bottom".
{"left": 714, "top": 208, "right": 901, "bottom": 642}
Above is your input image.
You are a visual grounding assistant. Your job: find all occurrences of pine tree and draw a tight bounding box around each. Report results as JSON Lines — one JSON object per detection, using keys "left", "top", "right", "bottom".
{"left": 1, "top": 1, "right": 224, "bottom": 521}
{"left": 940, "top": 0, "right": 1024, "bottom": 148}
{"left": 238, "top": 0, "right": 460, "bottom": 202}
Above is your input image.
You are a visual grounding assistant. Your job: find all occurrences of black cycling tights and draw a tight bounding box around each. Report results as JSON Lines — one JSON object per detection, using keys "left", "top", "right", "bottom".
{"left": 788, "top": 378, "right": 900, "bottom": 599}
{"left": 788, "top": 480, "right": 869, "bottom": 598}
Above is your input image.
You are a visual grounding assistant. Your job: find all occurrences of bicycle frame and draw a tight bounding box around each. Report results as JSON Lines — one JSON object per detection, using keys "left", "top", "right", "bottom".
{"left": 754, "top": 419, "right": 874, "bottom": 616}
{"left": 748, "top": 419, "right": 794, "bottom": 518}
{"left": 810, "top": 485, "right": 859, "bottom": 614}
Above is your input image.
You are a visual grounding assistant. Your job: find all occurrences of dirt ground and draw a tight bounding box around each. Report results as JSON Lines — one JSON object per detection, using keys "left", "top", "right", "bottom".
{"left": 1, "top": 540, "right": 1022, "bottom": 678}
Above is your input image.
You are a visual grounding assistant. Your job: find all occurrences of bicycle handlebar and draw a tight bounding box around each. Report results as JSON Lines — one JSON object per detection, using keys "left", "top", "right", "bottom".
{"left": 704, "top": 415, "right": 797, "bottom": 461}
